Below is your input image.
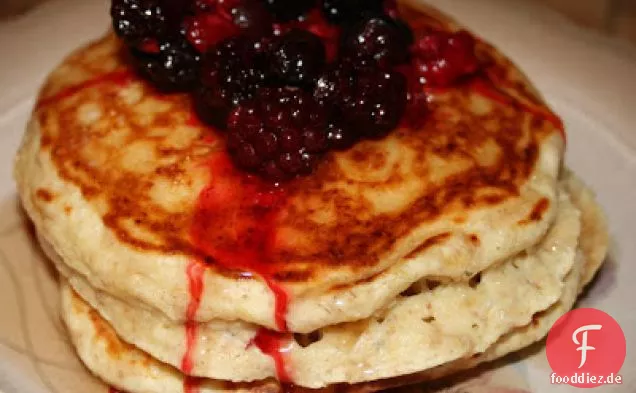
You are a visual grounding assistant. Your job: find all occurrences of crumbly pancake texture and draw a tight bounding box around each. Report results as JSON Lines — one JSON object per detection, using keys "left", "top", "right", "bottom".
{"left": 14, "top": 0, "right": 565, "bottom": 333}
{"left": 48, "top": 186, "right": 581, "bottom": 387}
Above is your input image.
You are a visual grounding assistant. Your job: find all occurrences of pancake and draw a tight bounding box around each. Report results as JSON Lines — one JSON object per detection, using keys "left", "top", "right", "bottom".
{"left": 560, "top": 169, "right": 609, "bottom": 288}
{"left": 14, "top": 0, "right": 565, "bottom": 334}
{"left": 59, "top": 246, "right": 586, "bottom": 393}
{"left": 362, "top": 171, "right": 610, "bottom": 389}
{"left": 59, "top": 172, "right": 607, "bottom": 392}
{"left": 49, "top": 185, "right": 581, "bottom": 387}
{"left": 60, "top": 281, "right": 281, "bottom": 393}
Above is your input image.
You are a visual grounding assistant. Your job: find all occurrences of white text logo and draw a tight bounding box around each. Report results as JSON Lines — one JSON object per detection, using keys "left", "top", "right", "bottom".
{"left": 572, "top": 324, "right": 602, "bottom": 368}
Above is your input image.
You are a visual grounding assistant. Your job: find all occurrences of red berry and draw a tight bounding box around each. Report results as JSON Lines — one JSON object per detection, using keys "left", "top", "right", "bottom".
{"left": 184, "top": 13, "right": 238, "bottom": 53}
{"left": 184, "top": 0, "right": 273, "bottom": 53}
{"left": 412, "top": 30, "right": 480, "bottom": 86}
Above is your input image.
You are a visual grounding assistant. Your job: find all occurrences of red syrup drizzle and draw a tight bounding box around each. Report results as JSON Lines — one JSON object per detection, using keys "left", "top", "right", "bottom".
{"left": 181, "top": 260, "right": 205, "bottom": 375}
{"left": 191, "top": 153, "right": 290, "bottom": 330}
{"left": 183, "top": 377, "right": 201, "bottom": 393}
{"left": 190, "top": 152, "right": 292, "bottom": 380}
{"left": 36, "top": 69, "right": 134, "bottom": 109}
{"left": 250, "top": 328, "right": 292, "bottom": 383}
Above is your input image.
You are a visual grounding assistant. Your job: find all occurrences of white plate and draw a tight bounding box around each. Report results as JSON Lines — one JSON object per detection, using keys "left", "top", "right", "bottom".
{"left": 0, "top": 0, "right": 634, "bottom": 392}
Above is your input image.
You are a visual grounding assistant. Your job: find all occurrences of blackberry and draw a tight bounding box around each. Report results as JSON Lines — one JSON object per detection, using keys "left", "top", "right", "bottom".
{"left": 314, "top": 62, "right": 407, "bottom": 140}
{"left": 111, "top": 0, "right": 183, "bottom": 45}
{"left": 326, "top": 121, "right": 357, "bottom": 150}
{"left": 270, "top": 29, "right": 326, "bottom": 87}
{"left": 313, "top": 60, "right": 358, "bottom": 108}
{"left": 226, "top": 88, "right": 328, "bottom": 180}
{"left": 132, "top": 38, "right": 200, "bottom": 91}
{"left": 340, "top": 15, "right": 411, "bottom": 68}
{"left": 343, "top": 67, "right": 407, "bottom": 138}
{"left": 264, "top": 0, "right": 316, "bottom": 22}
{"left": 196, "top": 37, "right": 272, "bottom": 128}
{"left": 321, "top": 0, "right": 383, "bottom": 25}
{"left": 228, "top": 0, "right": 273, "bottom": 35}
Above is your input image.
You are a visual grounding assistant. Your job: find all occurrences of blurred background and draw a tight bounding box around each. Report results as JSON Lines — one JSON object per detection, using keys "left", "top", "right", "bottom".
{"left": 0, "top": 0, "right": 635, "bottom": 46}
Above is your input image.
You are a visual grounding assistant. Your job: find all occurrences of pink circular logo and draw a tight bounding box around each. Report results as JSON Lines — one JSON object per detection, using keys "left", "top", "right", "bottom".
{"left": 546, "top": 308, "right": 626, "bottom": 388}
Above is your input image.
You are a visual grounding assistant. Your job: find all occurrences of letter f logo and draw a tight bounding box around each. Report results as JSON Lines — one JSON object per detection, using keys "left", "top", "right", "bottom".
{"left": 572, "top": 324, "right": 603, "bottom": 368}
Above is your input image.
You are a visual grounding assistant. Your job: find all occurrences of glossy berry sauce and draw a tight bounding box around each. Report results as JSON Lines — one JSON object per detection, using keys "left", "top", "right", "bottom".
{"left": 181, "top": 261, "right": 205, "bottom": 378}
{"left": 183, "top": 376, "right": 200, "bottom": 393}
{"left": 250, "top": 328, "right": 292, "bottom": 382}
{"left": 190, "top": 153, "right": 290, "bottom": 330}
{"left": 188, "top": 151, "right": 292, "bottom": 381}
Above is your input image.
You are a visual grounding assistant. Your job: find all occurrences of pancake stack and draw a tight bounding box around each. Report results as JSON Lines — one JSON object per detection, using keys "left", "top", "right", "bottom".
{"left": 14, "top": 1, "right": 608, "bottom": 392}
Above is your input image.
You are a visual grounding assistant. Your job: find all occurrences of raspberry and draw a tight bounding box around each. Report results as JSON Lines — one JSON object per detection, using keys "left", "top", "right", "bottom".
{"left": 413, "top": 30, "right": 480, "bottom": 86}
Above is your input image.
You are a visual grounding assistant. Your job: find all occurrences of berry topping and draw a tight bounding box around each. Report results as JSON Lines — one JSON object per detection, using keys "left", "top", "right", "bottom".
{"left": 313, "top": 62, "right": 353, "bottom": 108}
{"left": 326, "top": 121, "right": 357, "bottom": 150}
{"left": 321, "top": 0, "right": 383, "bottom": 25}
{"left": 111, "top": 0, "right": 182, "bottom": 45}
{"left": 184, "top": 13, "right": 239, "bottom": 53}
{"left": 196, "top": 36, "right": 272, "bottom": 128}
{"left": 228, "top": 0, "right": 273, "bottom": 35}
{"left": 340, "top": 15, "right": 411, "bottom": 68}
{"left": 412, "top": 30, "right": 480, "bottom": 86}
{"left": 270, "top": 29, "right": 326, "bottom": 87}
{"left": 107, "top": 0, "right": 478, "bottom": 182}
{"left": 131, "top": 38, "right": 199, "bottom": 91}
{"left": 184, "top": 0, "right": 273, "bottom": 53}
{"left": 226, "top": 88, "right": 328, "bottom": 181}
{"left": 343, "top": 68, "right": 407, "bottom": 138}
{"left": 264, "top": 0, "right": 316, "bottom": 22}
{"left": 315, "top": 62, "right": 407, "bottom": 139}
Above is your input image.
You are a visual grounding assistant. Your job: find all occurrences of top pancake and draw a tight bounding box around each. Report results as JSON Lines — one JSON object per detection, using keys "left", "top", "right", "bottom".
{"left": 14, "top": 0, "right": 565, "bottom": 332}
